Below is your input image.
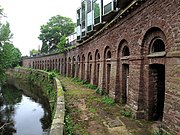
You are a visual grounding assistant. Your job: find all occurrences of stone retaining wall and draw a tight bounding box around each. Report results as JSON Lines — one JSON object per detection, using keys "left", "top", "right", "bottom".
{"left": 6, "top": 68, "right": 65, "bottom": 135}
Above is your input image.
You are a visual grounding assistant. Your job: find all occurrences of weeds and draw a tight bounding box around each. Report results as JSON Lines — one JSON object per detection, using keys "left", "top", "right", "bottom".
{"left": 95, "top": 88, "right": 104, "bottom": 95}
{"left": 48, "top": 71, "right": 57, "bottom": 79}
{"left": 71, "top": 77, "right": 97, "bottom": 90}
{"left": 88, "top": 107, "right": 96, "bottom": 113}
{"left": 120, "top": 108, "right": 132, "bottom": 118}
{"left": 65, "top": 114, "right": 74, "bottom": 135}
{"left": 102, "top": 96, "right": 115, "bottom": 105}
{"left": 152, "top": 126, "right": 172, "bottom": 135}
{"left": 84, "top": 84, "right": 97, "bottom": 89}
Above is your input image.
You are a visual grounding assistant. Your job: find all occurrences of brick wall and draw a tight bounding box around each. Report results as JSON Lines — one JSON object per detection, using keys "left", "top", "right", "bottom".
{"left": 23, "top": 0, "right": 180, "bottom": 134}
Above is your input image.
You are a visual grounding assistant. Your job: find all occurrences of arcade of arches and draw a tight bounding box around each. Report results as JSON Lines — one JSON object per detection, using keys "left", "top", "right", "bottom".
{"left": 23, "top": 0, "right": 180, "bottom": 134}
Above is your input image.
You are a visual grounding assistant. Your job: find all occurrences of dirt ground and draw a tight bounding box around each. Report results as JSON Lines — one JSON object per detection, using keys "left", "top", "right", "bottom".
{"left": 59, "top": 76, "right": 159, "bottom": 135}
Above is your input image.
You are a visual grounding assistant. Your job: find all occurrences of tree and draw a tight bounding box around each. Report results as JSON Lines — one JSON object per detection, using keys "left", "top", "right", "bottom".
{"left": 0, "top": 22, "right": 13, "bottom": 46}
{"left": 56, "top": 35, "right": 66, "bottom": 52}
{"left": 38, "top": 15, "right": 75, "bottom": 53}
{"left": 0, "top": 7, "right": 22, "bottom": 85}
{"left": 0, "top": 43, "right": 21, "bottom": 84}
{"left": 30, "top": 49, "right": 39, "bottom": 56}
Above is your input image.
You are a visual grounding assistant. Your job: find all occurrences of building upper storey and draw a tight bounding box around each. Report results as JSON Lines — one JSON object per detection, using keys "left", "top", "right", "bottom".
{"left": 76, "top": 0, "right": 144, "bottom": 42}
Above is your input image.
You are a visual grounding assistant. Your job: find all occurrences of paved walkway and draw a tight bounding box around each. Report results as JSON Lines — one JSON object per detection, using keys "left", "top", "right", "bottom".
{"left": 58, "top": 76, "right": 156, "bottom": 135}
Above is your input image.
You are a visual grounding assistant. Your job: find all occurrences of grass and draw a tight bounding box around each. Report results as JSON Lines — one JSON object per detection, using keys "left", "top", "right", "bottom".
{"left": 88, "top": 107, "right": 96, "bottom": 113}
{"left": 120, "top": 108, "right": 132, "bottom": 118}
{"left": 61, "top": 76, "right": 154, "bottom": 135}
{"left": 102, "top": 96, "right": 115, "bottom": 105}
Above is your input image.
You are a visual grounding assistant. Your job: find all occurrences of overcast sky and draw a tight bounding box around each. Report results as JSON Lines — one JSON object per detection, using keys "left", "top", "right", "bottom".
{"left": 0, "top": 0, "right": 81, "bottom": 56}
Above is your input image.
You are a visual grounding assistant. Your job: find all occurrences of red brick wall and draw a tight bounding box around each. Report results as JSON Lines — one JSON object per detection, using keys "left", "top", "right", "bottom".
{"left": 23, "top": 0, "right": 180, "bottom": 134}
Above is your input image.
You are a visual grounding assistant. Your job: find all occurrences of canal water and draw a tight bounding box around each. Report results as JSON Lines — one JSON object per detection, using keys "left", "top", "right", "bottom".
{"left": 0, "top": 80, "right": 52, "bottom": 135}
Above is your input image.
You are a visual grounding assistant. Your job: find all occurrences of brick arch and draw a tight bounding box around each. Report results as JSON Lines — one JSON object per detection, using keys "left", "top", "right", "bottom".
{"left": 55, "top": 59, "right": 58, "bottom": 71}
{"left": 72, "top": 56, "right": 76, "bottom": 77}
{"left": 141, "top": 27, "right": 167, "bottom": 121}
{"left": 141, "top": 27, "right": 167, "bottom": 59}
{"left": 103, "top": 46, "right": 111, "bottom": 59}
{"left": 81, "top": 54, "right": 86, "bottom": 80}
{"left": 64, "top": 58, "right": 67, "bottom": 75}
{"left": 87, "top": 52, "right": 93, "bottom": 83}
{"left": 76, "top": 55, "right": 80, "bottom": 78}
{"left": 94, "top": 49, "right": 101, "bottom": 86}
{"left": 58, "top": 58, "right": 61, "bottom": 72}
{"left": 116, "top": 39, "right": 130, "bottom": 103}
{"left": 61, "top": 58, "right": 64, "bottom": 75}
{"left": 103, "top": 46, "right": 112, "bottom": 94}
{"left": 67, "top": 57, "right": 71, "bottom": 77}
{"left": 140, "top": 18, "right": 174, "bottom": 52}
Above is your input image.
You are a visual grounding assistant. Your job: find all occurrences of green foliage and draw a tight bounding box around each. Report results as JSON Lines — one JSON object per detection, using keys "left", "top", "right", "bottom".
{"left": 152, "top": 125, "right": 172, "bottom": 135}
{"left": 0, "top": 43, "right": 21, "bottom": 84}
{"left": 0, "top": 22, "right": 13, "bottom": 46}
{"left": 96, "top": 88, "right": 104, "bottom": 95}
{"left": 120, "top": 108, "right": 132, "bottom": 118}
{"left": 88, "top": 107, "right": 96, "bottom": 113}
{"left": 94, "top": 0, "right": 100, "bottom": 18}
{"left": 84, "top": 83, "right": 97, "bottom": 90}
{"left": 56, "top": 35, "right": 66, "bottom": 52}
{"left": 30, "top": 49, "right": 39, "bottom": 56}
{"left": 38, "top": 15, "right": 75, "bottom": 53}
{"left": 0, "top": 7, "right": 22, "bottom": 85}
{"left": 71, "top": 77, "right": 87, "bottom": 85}
{"left": 48, "top": 71, "right": 57, "bottom": 79}
{"left": 71, "top": 77, "right": 97, "bottom": 90}
{"left": 2, "top": 84, "right": 22, "bottom": 105}
{"left": 102, "top": 96, "right": 115, "bottom": 105}
{"left": 65, "top": 114, "right": 74, "bottom": 135}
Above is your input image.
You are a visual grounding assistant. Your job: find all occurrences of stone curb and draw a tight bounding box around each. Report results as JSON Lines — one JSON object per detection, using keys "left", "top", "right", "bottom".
{"left": 49, "top": 77, "right": 65, "bottom": 135}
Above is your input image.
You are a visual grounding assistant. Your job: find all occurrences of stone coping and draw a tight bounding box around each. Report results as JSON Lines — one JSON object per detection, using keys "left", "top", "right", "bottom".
{"left": 49, "top": 78, "right": 65, "bottom": 135}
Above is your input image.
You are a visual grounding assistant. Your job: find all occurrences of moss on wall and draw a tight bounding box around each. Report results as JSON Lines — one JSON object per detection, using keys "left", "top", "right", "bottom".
{"left": 6, "top": 67, "right": 57, "bottom": 119}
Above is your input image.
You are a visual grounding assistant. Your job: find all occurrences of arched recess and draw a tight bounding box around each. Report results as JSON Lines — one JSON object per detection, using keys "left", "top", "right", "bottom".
{"left": 58, "top": 58, "right": 61, "bottom": 72}
{"left": 72, "top": 56, "right": 76, "bottom": 77}
{"left": 76, "top": 55, "right": 80, "bottom": 78}
{"left": 142, "top": 27, "right": 166, "bottom": 121}
{"left": 33, "top": 61, "right": 35, "bottom": 68}
{"left": 44, "top": 60, "right": 46, "bottom": 70}
{"left": 61, "top": 58, "right": 64, "bottom": 75}
{"left": 49, "top": 59, "right": 52, "bottom": 71}
{"left": 68, "top": 57, "right": 71, "bottom": 77}
{"left": 117, "top": 40, "right": 130, "bottom": 103}
{"left": 87, "top": 52, "right": 93, "bottom": 83}
{"left": 64, "top": 58, "right": 67, "bottom": 75}
{"left": 55, "top": 59, "right": 58, "bottom": 71}
{"left": 47, "top": 60, "right": 50, "bottom": 71}
{"left": 94, "top": 49, "right": 100, "bottom": 86}
{"left": 81, "top": 54, "right": 86, "bottom": 80}
{"left": 52, "top": 59, "right": 55, "bottom": 70}
{"left": 103, "top": 46, "right": 112, "bottom": 94}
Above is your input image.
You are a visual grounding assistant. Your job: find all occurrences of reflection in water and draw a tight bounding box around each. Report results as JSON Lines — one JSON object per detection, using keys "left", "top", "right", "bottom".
{"left": 0, "top": 82, "right": 52, "bottom": 135}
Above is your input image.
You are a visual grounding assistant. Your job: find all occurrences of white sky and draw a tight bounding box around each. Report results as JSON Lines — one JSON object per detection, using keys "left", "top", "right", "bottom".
{"left": 0, "top": 0, "right": 81, "bottom": 56}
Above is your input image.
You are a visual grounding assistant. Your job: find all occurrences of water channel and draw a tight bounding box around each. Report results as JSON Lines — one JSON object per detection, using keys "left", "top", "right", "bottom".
{"left": 0, "top": 79, "right": 52, "bottom": 135}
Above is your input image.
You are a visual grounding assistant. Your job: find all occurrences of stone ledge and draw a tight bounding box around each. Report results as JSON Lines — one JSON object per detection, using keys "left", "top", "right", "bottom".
{"left": 50, "top": 78, "right": 65, "bottom": 135}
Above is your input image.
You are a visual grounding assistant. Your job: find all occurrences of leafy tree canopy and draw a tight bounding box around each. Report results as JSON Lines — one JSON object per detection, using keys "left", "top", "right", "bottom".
{"left": 56, "top": 35, "right": 66, "bottom": 53}
{"left": 38, "top": 15, "right": 75, "bottom": 53}
{"left": 0, "top": 6, "right": 22, "bottom": 85}
{"left": 30, "top": 49, "right": 39, "bottom": 56}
